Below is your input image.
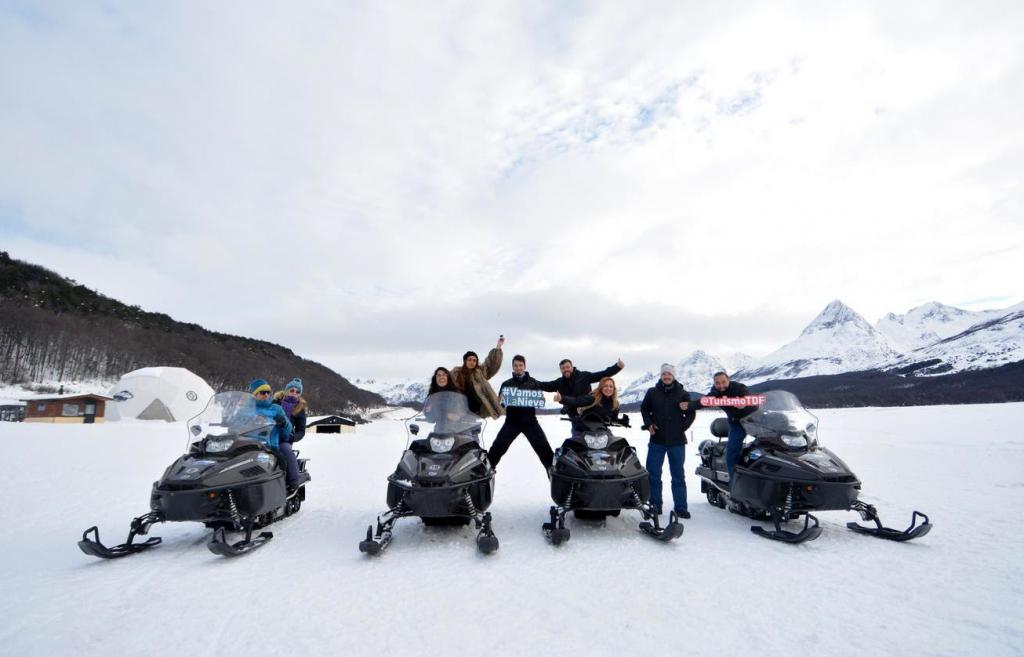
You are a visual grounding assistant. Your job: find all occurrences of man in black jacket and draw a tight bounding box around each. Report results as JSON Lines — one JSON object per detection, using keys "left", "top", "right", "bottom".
{"left": 488, "top": 355, "right": 554, "bottom": 470}
{"left": 641, "top": 364, "right": 696, "bottom": 518}
{"left": 539, "top": 357, "right": 625, "bottom": 417}
{"left": 685, "top": 371, "right": 760, "bottom": 483}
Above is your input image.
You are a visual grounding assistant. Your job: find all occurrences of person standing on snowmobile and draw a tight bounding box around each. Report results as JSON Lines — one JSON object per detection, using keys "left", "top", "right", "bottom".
{"left": 640, "top": 364, "right": 696, "bottom": 519}
{"left": 684, "top": 371, "right": 758, "bottom": 483}
{"left": 249, "top": 379, "right": 299, "bottom": 492}
{"left": 273, "top": 378, "right": 308, "bottom": 442}
{"left": 540, "top": 357, "right": 625, "bottom": 417}
{"left": 554, "top": 377, "right": 626, "bottom": 432}
{"left": 488, "top": 354, "right": 554, "bottom": 470}
{"left": 451, "top": 335, "right": 505, "bottom": 419}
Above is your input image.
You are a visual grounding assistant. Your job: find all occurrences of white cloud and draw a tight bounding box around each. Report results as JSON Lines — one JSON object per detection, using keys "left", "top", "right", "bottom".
{"left": 2, "top": 1, "right": 1022, "bottom": 381}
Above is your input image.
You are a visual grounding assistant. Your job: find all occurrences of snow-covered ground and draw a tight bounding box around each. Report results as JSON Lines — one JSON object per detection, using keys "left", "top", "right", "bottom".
{"left": 1, "top": 404, "right": 1022, "bottom": 657}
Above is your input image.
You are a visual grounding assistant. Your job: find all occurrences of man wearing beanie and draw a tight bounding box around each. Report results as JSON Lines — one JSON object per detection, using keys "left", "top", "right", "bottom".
{"left": 273, "top": 377, "right": 308, "bottom": 442}
{"left": 451, "top": 335, "right": 505, "bottom": 419}
{"left": 640, "top": 364, "right": 697, "bottom": 518}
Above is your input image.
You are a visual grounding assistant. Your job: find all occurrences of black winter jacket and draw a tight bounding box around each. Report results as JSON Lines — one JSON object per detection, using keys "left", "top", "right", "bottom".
{"left": 498, "top": 372, "right": 545, "bottom": 424}
{"left": 700, "top": 381, "right": 758, "bottom": 419}
{"left": 560, "top": 394, "right": 625, "bottom": 431}
{"left": 539, "top": 363, "right": 623, "bottom": 416}
{"left": 640, "top": 380, "right": 696, "bottom": 446}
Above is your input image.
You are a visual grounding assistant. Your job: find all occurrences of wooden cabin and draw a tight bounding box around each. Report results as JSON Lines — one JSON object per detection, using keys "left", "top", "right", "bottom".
{"left": 306, "top": 414, "right": 356, "bottom": 435}
{"left": 20, "top": 394, "right": 113, "bottom": 424}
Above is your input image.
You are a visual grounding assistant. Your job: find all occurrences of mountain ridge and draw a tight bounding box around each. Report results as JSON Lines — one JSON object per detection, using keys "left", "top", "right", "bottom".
{"left": 0, "top": 252, "right": 386, "bottom": 415}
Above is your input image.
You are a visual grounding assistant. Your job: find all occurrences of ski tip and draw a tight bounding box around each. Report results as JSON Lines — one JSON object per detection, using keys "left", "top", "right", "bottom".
{"left": 477, "top": 535, "right": 500, "bottom": 554}
{"left": 359, "top": 540, "right": 382, "bottom": 556}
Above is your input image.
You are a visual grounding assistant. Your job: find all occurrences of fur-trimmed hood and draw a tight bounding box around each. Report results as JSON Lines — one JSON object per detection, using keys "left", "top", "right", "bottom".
{"left": 273, "top": 391, "right": 308, "bottom": 416}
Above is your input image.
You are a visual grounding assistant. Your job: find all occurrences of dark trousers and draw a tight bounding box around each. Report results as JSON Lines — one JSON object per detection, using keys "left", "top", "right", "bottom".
{"left": 278, "top": 441, "right": 300, "bottom": 487}
{"left": 646, "top": 442, "right": 687, "bottom": 513}
{"left": 488, "top": 418, "right": 554, "bottom": 468}
{"left": 725, "top": 419, "right": 747, "bottom": 482}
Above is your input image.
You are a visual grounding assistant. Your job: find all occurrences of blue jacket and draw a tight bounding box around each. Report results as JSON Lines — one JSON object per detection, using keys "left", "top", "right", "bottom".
{"left": 254, "top": 399, "right": 292, "bottom": 449}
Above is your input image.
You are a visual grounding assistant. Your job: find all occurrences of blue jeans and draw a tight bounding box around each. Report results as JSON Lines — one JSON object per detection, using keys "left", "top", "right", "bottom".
{"left": 278, "top": 441, "right": 300, "bottom": 487}
{"left": 725, "top": 419, "right": 747, "bottom": 483}
{"left": 646, "top": 443, "right": 687, "bottom": 513}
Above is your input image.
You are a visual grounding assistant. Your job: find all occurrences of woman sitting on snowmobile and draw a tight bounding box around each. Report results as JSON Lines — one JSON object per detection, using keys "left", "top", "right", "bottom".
{"left": 249, "top": 379, "right": 300, "bottom": 492}
{"left": 423, "top": 368, "right": 476, "bottom": 434}
{"left": 554, "top": 377, "right": 629, "bottom": 432}
{"left": 273, "top": 377, "right": 308, "bottom": 441}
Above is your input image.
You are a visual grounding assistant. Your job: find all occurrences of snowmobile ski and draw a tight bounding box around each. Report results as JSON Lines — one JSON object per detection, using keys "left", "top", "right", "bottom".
{"left": 77, "top": 516, "right": 163, "bottom": 559}
{"left": 847, "top": 509, "right": 932, "bottom": 542}
{"left": 750, "top": 512, "right": 822, "bottom": 544}
{"left": 206, "top": 526, "right": 274, "bottom": 557}
{"left": 639, "top": 510, "right": 685, "bottom": 542}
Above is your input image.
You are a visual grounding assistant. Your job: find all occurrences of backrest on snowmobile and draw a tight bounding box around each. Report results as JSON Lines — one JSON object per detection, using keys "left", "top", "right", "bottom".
{"left": 710, "top": 418, "right": 730, "bottom": 438}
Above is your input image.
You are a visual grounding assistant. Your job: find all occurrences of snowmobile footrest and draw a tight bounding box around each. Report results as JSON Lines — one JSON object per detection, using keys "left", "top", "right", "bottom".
{"left": 207, "top": 527, "right": 273, "bottom": 557}
{"left": 77, "top": 526, "right": 162, "bottom": 559}
{"left": 847, "top": 510, "right": 932, "bottom": 542}
{"left": 751, "top": 513, "right": 822, "bottom": 544}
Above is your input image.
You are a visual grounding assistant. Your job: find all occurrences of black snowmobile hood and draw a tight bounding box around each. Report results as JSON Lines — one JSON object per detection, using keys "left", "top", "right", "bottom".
{"left": 391, "top": 440, "right": 491, "bottom": 487}
{"left": 158, "top": 448, "right": 282, "bottom": 491}
{"left": 554, "top": 434, "right": 644, "bottom": 480}
{"left": 745, "top": 445, "right": 856, "bottom": 481}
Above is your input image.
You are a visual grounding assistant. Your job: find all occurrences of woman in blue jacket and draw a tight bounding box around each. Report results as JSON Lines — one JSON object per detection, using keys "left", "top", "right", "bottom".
{"left": 249, "top": 379, "right": 300, "bottom": 492}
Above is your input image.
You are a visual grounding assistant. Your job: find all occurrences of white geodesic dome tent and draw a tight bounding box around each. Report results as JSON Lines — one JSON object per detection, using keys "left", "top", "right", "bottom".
{"left": 106, "top": 367, "right": 215, "bottom": 422}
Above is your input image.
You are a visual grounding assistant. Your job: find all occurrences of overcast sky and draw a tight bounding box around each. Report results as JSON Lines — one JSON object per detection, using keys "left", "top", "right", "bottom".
{"left": 2, "top": 2, "right": 1023, "bottom": 383}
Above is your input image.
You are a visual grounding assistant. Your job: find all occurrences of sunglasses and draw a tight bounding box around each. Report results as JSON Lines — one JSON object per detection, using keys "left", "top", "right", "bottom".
{"left": 287, "top": 388, "right": 300, "bottom": 394}
{"left": 255, "top": 390, "right": 271, "bottom": 396}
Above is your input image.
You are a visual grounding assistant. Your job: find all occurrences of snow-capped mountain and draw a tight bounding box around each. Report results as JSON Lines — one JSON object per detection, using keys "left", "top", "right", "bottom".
{"left": 887, "top": 305, "right": 1024, "bottom": 375}
{"left": 620, "top": 350, "right": 742, "bottom": 403}
{"left": 734, "top": 300, "right": 903, "bottom": 384}
{"left": 352, "top": 377, "right": 428, "bottom": 405}
{"left": 875, "top": 301, "right": 1010, "bottom": 351}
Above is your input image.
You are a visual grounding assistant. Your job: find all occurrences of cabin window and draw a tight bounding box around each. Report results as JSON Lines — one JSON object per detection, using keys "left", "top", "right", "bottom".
{"left": 36, "top": 403, "right": 46, "bottom": 412}
{"left": 62, "top": 404, "right": 80, "bottom": 417}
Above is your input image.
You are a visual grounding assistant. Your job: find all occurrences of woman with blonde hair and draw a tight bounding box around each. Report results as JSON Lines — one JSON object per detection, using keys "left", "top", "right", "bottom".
{"left": 553, "top": 377, "right": 622, "bottom": 425}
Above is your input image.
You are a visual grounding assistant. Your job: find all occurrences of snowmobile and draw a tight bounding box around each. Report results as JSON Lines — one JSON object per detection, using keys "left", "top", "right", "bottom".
{"left": 359, "top": 391, "right": 498, "bottom": 555}
{"left": 78, "top": 391, "right": 311, "bottom": 558}
{"left": 543, "top": 411, "right": 684, "bottom": 545}
{"left": 695, "top": 390, "right": 932, "bottom": 544}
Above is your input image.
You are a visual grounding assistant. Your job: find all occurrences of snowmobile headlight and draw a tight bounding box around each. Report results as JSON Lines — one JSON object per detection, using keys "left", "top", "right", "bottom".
{"left": 430, "top": 436, "right": 456, "bottom": 453}
{"left": 206, "top": 438, "right": 234, "bottom": 453}
{"left": 782, "top": 435, "right": 808, "bottom": 448}
{"left": 584, "top": 433, "right": 609, "bottom": 449}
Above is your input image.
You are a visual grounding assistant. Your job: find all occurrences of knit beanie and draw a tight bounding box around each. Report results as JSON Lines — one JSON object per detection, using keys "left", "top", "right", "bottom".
{"left": 249, "top": 378, "right": 272, "bottom": 394}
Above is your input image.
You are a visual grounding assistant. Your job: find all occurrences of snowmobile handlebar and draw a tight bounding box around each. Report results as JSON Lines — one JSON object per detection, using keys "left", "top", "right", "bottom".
{"left": 560, "top": 412, "right": 631, "bottom": 428}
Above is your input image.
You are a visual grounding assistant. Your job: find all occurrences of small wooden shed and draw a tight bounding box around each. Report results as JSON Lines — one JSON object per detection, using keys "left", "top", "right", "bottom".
{"left": 20, "top": 394, "right": 113, "bottom": 424}
{"left": 306, "top": 415, "right": 356, "bottom": 435}
{"left": 0, "top": 401, "right": 25, "bottom": 422}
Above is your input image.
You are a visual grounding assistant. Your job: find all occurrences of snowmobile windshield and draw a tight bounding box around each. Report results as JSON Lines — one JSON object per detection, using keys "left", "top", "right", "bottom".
{"left": 410, "top": 391, "right": 485, "bottom": 446}
{"left": 185, "top": 391, "right": 274, "bottom": 450}
{"left": 741, "top": 391, "right": 819, "bottom": 446}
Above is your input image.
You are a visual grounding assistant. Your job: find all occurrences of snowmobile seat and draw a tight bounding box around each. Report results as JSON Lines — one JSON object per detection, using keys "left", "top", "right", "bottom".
{"left": 710, "top": 418, "right": 731, "bottom": 438}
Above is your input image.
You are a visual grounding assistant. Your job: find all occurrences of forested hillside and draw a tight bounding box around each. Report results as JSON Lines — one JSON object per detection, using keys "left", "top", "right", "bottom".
{"left": 0, "top": 252, "right": 384, "bottom": 414}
